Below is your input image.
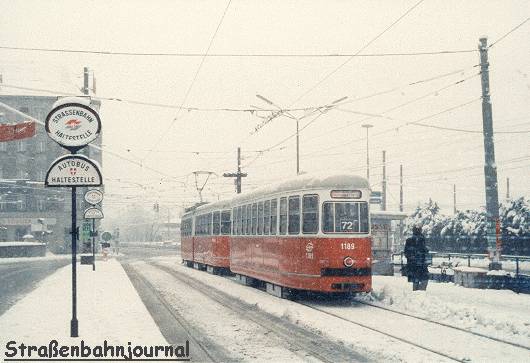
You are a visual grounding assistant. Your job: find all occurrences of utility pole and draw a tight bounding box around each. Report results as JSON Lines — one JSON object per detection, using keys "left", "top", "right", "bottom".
{"left": 506, "top": 177, "right": 510, "bottom": 202}
{"left": 382, "top": 151, "right": 387, "bottom": 211}
{"left": 83, "top": 67, "right": 89, "bottom": 95}
{"left": 479, "top": 37, "right": 501, "bottom": 270}
{"left": 223, "top": 147, "right": 247, "bottom": 194}
{"left": 361, "top": 124, "right": 373, "bottom": 182}
{"left": 453, "top": 184, "right": 457, "bottom": 214}
{"left": 399, "top": 165, "right": 403, "bottom": 212}
{"left": 296, "top": 118, "right": 300, "bottom": 175}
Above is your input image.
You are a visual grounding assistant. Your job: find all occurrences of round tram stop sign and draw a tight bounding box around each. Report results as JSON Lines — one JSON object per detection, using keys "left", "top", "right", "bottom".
{"left": 45, "top": 100, "right": 101, "bottom": 152}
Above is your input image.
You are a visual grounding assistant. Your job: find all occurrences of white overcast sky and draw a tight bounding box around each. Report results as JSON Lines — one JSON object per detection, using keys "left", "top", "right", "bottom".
{"left": 0, "top": 0, "right": 529, "bottom": 218}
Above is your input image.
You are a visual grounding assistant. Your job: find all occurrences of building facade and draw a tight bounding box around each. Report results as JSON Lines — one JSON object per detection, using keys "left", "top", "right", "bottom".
{"left": 0, "top": 95, "right": 102, "bottom": 252}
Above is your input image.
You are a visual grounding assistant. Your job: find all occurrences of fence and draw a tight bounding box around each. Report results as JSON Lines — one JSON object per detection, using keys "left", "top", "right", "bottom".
{"left": 392, "top": 251, "right": 530, "bottom": 278}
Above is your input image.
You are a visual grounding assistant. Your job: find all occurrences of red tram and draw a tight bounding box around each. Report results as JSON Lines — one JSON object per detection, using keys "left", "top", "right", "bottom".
{"left": 180, "top": 174, "right": 372, "bottom": 297}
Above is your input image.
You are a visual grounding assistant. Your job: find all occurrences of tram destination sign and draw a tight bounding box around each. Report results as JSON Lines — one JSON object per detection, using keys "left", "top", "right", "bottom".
{"left": 45, "top": 154, "right": 102, "bottom": 187}
{"left": 84, "top": 189, "right": 103, "bottom": 205}
{"left": 45, "top": 101, "right": 101, "bottom": 151}
{"left": 84, "top": 207, "right": 104, "bottom": 219}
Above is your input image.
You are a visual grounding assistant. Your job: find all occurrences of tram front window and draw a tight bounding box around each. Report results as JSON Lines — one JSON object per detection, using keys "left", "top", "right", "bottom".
{"left": 322, "top": 202, "right": 369, "bottom": 234}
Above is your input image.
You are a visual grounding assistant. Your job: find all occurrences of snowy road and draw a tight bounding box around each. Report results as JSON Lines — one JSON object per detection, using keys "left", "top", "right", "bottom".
{"left": 124, "top": 260, "right": 368, "bottom": 362}
{"left": 0, "top": 258, "right": 70, "bottom": 316}
{"left": 114, "top": 248, "right": 530, "bottom": 362}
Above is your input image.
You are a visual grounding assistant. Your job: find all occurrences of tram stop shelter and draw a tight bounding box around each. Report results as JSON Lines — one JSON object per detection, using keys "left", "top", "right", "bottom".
{"left": 371, "top": 211, "right": 408, "bottom": 275}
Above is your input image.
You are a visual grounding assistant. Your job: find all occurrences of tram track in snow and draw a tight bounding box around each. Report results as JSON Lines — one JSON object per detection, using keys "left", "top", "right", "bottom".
{"left": 296, "top": 300, "right": 465, "bottom": 362}
{"left": 151, "top": 259, "right": 530, "bottom": 362}
{"left": 149, "top": 261, "right": 370, "bottom": 363}
{"left": 350, "top": 298, "right": 530, "bottom": 351}
{"left": 122, "top": 262, "right": 224, "bottom": 363}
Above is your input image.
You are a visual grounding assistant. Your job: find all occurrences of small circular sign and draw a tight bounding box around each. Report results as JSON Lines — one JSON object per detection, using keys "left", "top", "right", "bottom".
{"left": 45, "top": 102, "right": 101, "bottom": 151}
{"left": 101, "top": 231, "right": 112, "bottom": 241}
{"left": 84, "top": 189, "right": 103, "bottom": 205}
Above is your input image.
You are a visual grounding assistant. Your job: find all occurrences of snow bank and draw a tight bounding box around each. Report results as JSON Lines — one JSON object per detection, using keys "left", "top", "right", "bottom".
{"left": 360, "top": 276, "right": 530, "bottom": 348}
{"left": 0, "top": 258, "right": 167, "bottom": 360}
{"left": 0, "top": 242, "right": 45, "bottom": 247}
{"left": 0, "top": 252, "right": 72, "bottom": 264}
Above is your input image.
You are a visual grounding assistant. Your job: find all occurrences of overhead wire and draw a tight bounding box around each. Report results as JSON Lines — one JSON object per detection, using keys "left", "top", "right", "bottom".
{"left": 142, "top": 0, "right": 233, "bottom": 163}
{"left": 488, "top": 17, "right": 530, "bottom": 49}
{"left": 0, "top": 45, "right": 477, "bottom": 58}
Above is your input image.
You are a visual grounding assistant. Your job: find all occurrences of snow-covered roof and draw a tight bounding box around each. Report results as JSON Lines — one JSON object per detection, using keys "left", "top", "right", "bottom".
{"left": 185, "top": 173, "right": 369, "bottom": 216}
{"left": 231, "top": 173, "right": 369, "bottom": 205}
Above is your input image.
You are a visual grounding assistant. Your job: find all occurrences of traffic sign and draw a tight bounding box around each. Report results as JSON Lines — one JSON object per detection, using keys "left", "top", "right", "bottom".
{"left": 84, "top": 189, "right": 103, "bottom": 205}
{"left": 84, "top": 207, "right": 104, "bottom": 219}
{"left": 101, "top": 231, "right": 112, "bottom": 241}
{"left": 45, "top": 100, "right": 101, "bottom": 152}
{"left": 45, "top": 154, "right": 102, "bottom": 187}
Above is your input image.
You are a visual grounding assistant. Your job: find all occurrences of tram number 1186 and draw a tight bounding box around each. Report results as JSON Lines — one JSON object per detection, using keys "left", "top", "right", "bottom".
{"left": 341, "top": 242, "right": 355, "bottom": 250}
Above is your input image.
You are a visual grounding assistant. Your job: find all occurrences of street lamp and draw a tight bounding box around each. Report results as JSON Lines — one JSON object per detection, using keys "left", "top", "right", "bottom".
{"left": 255, "top": 94, "right": 347, "bottom": 176}
{"left": 361, "top": 124, "right": 373, "bottom": 182}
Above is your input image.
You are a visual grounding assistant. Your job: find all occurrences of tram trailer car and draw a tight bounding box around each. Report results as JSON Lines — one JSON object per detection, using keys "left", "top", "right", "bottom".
{"left": 181, "top": 200, "right": 232, "bottom": 274}
{"left": 180, "top": 173, "right": 372, "bottom": 297}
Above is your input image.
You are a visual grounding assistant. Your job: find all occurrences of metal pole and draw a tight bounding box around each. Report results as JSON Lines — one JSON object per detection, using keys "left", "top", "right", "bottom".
{"left": 399, "top": 164, "right": 403, "bottom": 212}
{"left": 453, "top": 184, "right": 457, "bottom": 214}
{"left": 237, "top": 147, "right": 242, "bottom": 193}
{"left": 478, "top": 37, "right": 501, "bottom": 269}
{"left": 83, "top": 67, "right": 89, "bottom": 95}
{"left": 92, "top": 218, "right": 95, "bottom": 271}
{"left": 382, "top": 150, "right": 386, "bottom": 211}
{"left": 366, "top": 128, "right": 369, "bottom": 181}
{"left": 506, "top": 177, "right": 510, "bottom": 202}
{"left": 71, "top": 186, "right": 78, "bottom": 337}
{"left": 361, "top": 124, "right": 373, "bottom": 182}
{"left": 296, "top": 119, "right": 299, "bottom": 175}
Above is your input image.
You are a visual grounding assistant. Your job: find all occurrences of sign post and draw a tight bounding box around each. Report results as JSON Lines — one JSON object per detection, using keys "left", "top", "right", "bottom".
{"left": 44, "top": 98, "right": 102, "bottom": 338}
{"left": 83, "top": 190, "right": 104, "bottom": 272}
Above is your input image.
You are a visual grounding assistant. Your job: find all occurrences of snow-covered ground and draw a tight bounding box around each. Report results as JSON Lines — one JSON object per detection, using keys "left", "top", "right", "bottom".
{"left": 359, "top": 276, "right": 530, "bottom": 347}
{"left": 152, "top": 257, "right": 530, "bottom": 362}
{"left": 0, "top": 258, "right": 167, "bottom": 360}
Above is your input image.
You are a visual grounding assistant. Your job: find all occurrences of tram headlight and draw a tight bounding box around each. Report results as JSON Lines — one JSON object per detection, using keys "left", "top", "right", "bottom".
{"left": 343, "top": 256, "right": 355, "bottom": 267}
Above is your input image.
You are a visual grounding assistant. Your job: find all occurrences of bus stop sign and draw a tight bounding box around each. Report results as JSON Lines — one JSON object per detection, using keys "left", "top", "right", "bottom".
{"left": 101, "top": 231, "right": 112, "bottom": 241}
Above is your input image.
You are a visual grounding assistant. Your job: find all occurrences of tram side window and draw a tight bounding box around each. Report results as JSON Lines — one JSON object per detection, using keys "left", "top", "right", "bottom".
{"left": 237, "top": 207, "right": 241, "bottom": 235}
{"left": 232, "top": 207, "right": 237, "bottom": 235}
{"left": 208, "top": 213, "right": 213, "bottom": 235}
{"left": 279, "top": 197, "right": 287, "bottom": 235}
{"left": 263, "top": 200, "right": 270, "bottom": 235}
{"left": 270, "top": 199, "right": 278, "bottom": 235}
{"left": 246, "top": 204, "right": 251, "bottom": 235}
{"left": 213, "top": 211, "right": 221, "bottom": 235}
{"left": 252, "top": 203, "right": 258, "bottom": 235}
{"left": 288, "top": 195, "right": 300, "bottom": 235}
{"left": 302, "top": 194, "right": 319, "bottom": 234}
{"left": 257, "top": 202, "right": 264, "bottom": 235}
{"left": 221, "top": 210, "right": 231, "bottom": 235}
{"left": 241, "top": 205, "right": 247, "bottom": 235}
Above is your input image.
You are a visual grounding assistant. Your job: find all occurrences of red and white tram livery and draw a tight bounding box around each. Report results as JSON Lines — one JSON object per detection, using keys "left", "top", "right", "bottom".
{"left": 181, "top": 173, "right": 372, "bottom": 297}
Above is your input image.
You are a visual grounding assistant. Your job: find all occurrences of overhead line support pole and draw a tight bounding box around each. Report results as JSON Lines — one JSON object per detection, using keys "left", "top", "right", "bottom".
{"left": 479, "top": 37, "right": 501, "bottom": 270}
{"left": 223, "top": 147, "right": 247, "bottom": 194}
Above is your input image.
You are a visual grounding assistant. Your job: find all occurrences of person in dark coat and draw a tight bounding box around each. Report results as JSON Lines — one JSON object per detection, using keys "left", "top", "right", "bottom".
{"left": 404, "top": 225, "right": 430, "bottom": 291}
